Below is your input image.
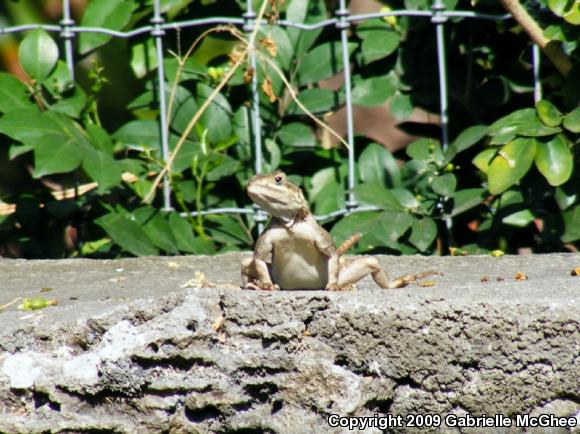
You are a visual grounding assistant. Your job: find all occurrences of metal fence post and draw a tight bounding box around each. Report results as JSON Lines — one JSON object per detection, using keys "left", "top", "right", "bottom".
{"left": 244, "top": 0, "right": 266, "bottom": 233}
{"left": 532, "top": 44, "right": 542, "bottom": 102}
{"left": 60, "top": 0, "right": 75, "bottom": 80}
{"left": 152, "top": 0, "right": 172, "bottom": 211}
{"left": 336, "top": 0, "right": 357, "bottom": 212}
{"left": 431, "top": 0, "right": 454, "bottom": 246}
{"left": 432, "top": 0, "right": 449, "bottom": 152}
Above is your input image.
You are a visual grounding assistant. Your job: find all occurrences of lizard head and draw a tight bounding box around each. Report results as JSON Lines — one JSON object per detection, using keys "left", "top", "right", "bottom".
{"left": 246, "top": 171, "right": 308, "bottom": 223}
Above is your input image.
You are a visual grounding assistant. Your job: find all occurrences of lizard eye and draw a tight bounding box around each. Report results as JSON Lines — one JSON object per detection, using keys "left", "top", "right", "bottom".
{"left": 274, "top": 175, "right": 283, "bottom": 184}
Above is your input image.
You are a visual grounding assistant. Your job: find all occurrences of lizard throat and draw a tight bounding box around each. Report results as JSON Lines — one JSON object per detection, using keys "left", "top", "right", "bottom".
{"left": 279, "top": 206, "right": 309, "bottom": 228}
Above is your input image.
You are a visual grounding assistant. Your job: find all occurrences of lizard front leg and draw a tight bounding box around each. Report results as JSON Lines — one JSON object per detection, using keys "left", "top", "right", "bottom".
{"left": 243, "top": 232, "right": 279, "bottom": 291}
{"left": 312, "top": 230, "right": 342, "bottom": 291}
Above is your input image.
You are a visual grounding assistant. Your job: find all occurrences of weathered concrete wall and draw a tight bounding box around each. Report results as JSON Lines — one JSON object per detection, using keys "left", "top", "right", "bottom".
{"left": 0, "top": 253, "right": 579, "bottom": 433}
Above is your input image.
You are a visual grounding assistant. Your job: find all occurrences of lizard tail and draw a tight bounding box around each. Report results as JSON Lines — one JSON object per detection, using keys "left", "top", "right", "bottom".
{"left": 336, "top": 232, "right": 362, "bottom": 256}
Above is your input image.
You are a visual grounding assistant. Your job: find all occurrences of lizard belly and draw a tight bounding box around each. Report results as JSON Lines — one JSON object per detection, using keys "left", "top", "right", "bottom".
{"left": 272, "top": 238, "right": 328, "bottom": 290}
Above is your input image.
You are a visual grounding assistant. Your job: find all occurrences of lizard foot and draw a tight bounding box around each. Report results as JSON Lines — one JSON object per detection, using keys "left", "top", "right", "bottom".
{"left": 388, "top": 271, "right": 441, "bottom": 289}
{"left": 244, "top": 282, "right": 280, "bottom": 291}
{"left": 325, "top": 283, "right": 353, "bottom": 292}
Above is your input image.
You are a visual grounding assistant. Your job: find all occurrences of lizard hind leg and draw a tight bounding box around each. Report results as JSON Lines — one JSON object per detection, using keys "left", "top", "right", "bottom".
{"left": 241, "top": 256, "right": 279, "bottom": 290}
{"left": 241, "top": 256, "right": 256, "bottom": 287}
{"left": 337, "top": 256, "right": 387, "bottom": 290}
{"left": 338, "top": 256, "right": 438, "bottom": 289}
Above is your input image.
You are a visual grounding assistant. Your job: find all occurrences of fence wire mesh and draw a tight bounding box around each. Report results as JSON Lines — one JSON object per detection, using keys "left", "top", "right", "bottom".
{"left": 0, "top": 0, "right": 533, "bottom": 227}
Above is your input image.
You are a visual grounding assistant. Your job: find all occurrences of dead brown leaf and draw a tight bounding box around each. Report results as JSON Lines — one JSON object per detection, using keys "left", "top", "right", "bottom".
{"left": 243, "top": 67, "right": 255, "bottom": 84}
{"left": 261, "top": 77, "right": 277, "bottom": 102}
{"left": 259, "top": 36, "right": 277, "bottom": 57}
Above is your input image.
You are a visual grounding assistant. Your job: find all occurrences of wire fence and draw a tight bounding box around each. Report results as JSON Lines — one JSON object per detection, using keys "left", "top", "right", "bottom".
{"left": 0, "top": 0, "right": 533, "bottom": 228}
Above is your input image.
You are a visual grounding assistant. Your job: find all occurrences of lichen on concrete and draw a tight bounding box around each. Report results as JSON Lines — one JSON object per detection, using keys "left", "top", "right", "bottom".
{"left": 0, "top": 253, "right": 579, "bottom": 433}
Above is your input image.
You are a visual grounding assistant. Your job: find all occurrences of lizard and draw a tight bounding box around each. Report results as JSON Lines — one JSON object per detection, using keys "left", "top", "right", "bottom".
{"left": 241, "top": 171, "right": 437, "bottom": 291}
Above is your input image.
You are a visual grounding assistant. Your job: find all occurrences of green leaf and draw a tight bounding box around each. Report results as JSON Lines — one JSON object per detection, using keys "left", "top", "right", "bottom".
{"left": 502, "top": 209, "right": 535, "bottom": 227}
{"left": 9, "top": 143, "right": 33, "bottom": 159}
{"left": 535, "top": 100, "right": 562, "bottom": 127}
{"left": 406, "top": 138, "right": 442, "bottom": 163}
{"left": 44, "top": 60, "right": 74, "bottom": 96}
{"left": 296, "top": 41, "right": 356, "bottom": 86}
{"left": 286, "top": 0, "right": 327, "bottom": 58}
{"left": 83, "top": 150, "right": 122, "bottom": 193}
{"left": 79, "top": 0, "right": 137, "bottom": 54}
{"left": 166, "top": 84, "right": 198, "bottom": 137}
{"left": 555, "top": 184, "right": 577, "bottom": 210}
{"left": 278, "top": 122, "right": 316, "bottom": 147}
{"left": 87, "top": 123, "right": 115, "bottom": 155}
{"left": 232, "top": 107, "right": 251, "bottom": 148}
{"left": 390, "top": 188, "right": 419, "bottom": 209}
{"left": 114, "top": 120, "right": 160, "bottom": 151}
{"left": 444, "top": 125, "right": 487, "bottom": 164}
{"left": 487, "top": 138, "right": 537, "bottom": 194}
{"left": 307, "top": 166, "right": 331, "bottom": 195}
{"left": 96, "top": 211, "right": 159, "bottom": 256}
{"left": 563, "top": 106, "right": 580, "bottom": 133}
{"left": 311, "top": 178, "right": 345, "bottom": 215}
{"left": 514, "top": 116, "right": 561, "bottom": 137}
{"left": 360, "top": 30, "right": 400, "bottom": 64}
{"left": 353, "top": 183, "right": 403, "bottom": 211}
{"left": 130, "top": 39, "right": 157, "bottom": 79}
{"left": 206, "top": 215, "right": 252, "bottom": 246}
{"left": 159, "top": 0, "right": 191, "bottom": 19}
{"left": 164, "top": 57, "right": 205, "bottom": 83}
{"left": 381, "top": 211, "right": 413, "bottom": 243}
{"left": 451, "top": 188, "right": 486, "bottom": 216}
{"left": 286, "top": 88, "right": 344, "bottom": 115}
{"left": 409, "top": 217, "right": 437, "bottom": 251}
{"left": 82, "top": 126, "right": 122, "bottom": 193}
{"left": 260, "top": 26, "right": 294, "bottom": 71}
{"left": 169, "top": 137, "right": 195, "bottom": 174}
{"left": 359, "top": 142, "right": 401, "bottom": 187}
{"left": 488, "top": 108, "right": 535, "bottom": 134}
{"left": 498, "top": 189, "right": 525, "bottom": 207}
{"left": 331, "top": 212, "right": 375, "bottom": 248}
{"left": 0, "top": 72, "right": 34, "bottom": 113}
{"left": 133, "top": 207, "right": 178, "bottom": 254}
{"left": 0, "top": 109, "right": 86, "bottom": 177}
{"left": 355, "top": 18, "right": 391, "bottom": 37}
{"left": 472, "top": 148, "right": 497, "bottom": 174}
{"left": 206, "top": 155, "right": 241, "bottom": 181}
{"left": 488, "top": 108, "right": 535, "bottom": 144}
{"left": 264, "top": 139, "right": 281, "bottom": 171}
{"left": 19, "top": 29, "right": 58, "bottom": 82}
{"left": 562, "top": 205, "right": 580, "bottom": 243}
{"left": 51, "top": 84, "right": 87, "bottom": 118}
{"left": 168, "top": 212, "right": 209, "bottom": 254}
{"left": 549, "top": 0, "right": 580, "bottom": 23}
{"left": 196, "top": 83, "right": 233, "bottom": 144}
{"left": 563, "top": 1, "right": 580, "bottom": 24}
{"left": 432, "top": 173, "right": 457, "bottom": 197}
{"left": 534, "top": 134, "right": 573, "bottom": 186}
{"left": 548, "top": 0, "right": 567, "bottom": 15}
{"left": 330, "top": 210, "right": 408, "bottom": 252}
{"left": 390, "top": 93, "right": 413, "bottom": 121}
{"left": 351, "top": 76, "right": 395, "bottom": 107}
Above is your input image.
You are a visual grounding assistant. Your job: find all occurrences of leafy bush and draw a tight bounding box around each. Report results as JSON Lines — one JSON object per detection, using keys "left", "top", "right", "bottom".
{"left": 0, "top": 0, "right": 578, "bottom": 258}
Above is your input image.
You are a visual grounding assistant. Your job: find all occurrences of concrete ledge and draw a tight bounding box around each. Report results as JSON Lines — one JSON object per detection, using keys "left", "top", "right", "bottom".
{"left": 0, "top": 253, "right": 579, "bottom": 433}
